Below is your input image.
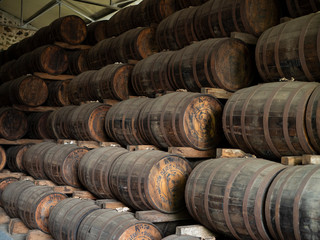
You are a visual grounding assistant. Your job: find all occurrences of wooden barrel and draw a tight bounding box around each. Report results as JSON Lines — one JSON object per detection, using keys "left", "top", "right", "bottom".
{"left": 6, "top": 144, "right": 33, "bottom": 172}
{"left": 156, "top": 7, "right": 198, "bottom": 50}
{"left": 0, "top": 146, "right": 6, "bottom": 172}
{"left": 0, "top": 75, "right": 48, "bottom": 107}
{"left": 256, "top": 13, "right": 320, "bottom": 82}
{"left": 1, "top": 181, "right": 35, "bottom": 218}
{"left": 23, "top": 142, "right": 57, "bottom": 179}
{"left": 85, "top": 21, "right": 108, "bottom": 45}
{"left": 68, "top": 103, "right": 111, "bottom": 142}
{"left": 222, "top": 82, "right": 319, "bottom": 160}
{"left": 105, "top": 98, "right": 150, "bottom": 146}
{"left": 17, "top": 185, "right": 67, "bottom": 233}
{"left": 0, "top": 108, "right": 28, "bottom": 140}
{"left": 49, "top": 15, "right": 87, "bottom": 45}
{"left": 46, "top": 80, "right": 70, "bottom": 106}
{"left": 77, "top": 209, "right": 162, "bottom": 240}
{"left": 285, "top": 0, "right": 320, "bottom": 17}
{"left": 43, "top": 144, "right": 89, "bottom": 187}
{"left": 265, "top": 165, "right": 320, "bottom": 240}
{"left": 139, "top": 92, "right": 223, "bottom": 150}
{"left": 49, "top": 198, "right": 100, "bottom": 240}
{"left": 168, "top": 38, "right": 254, "bottom": 92}
{"left": 194, "top": 0, "right": 280, "bottom": 40}
{"left": 131, "top": 51, "right": 175, "bottom": 96}
{"left": 162, "top": 235, "right": 200, "bottom": 240}
{"left": 78, "top": 147, "right": 128, "bottom": 198}
{"left": 0, "top": 177, "right": 19, "bottom": 205}
{"left": 185, "top": 158, "right": 286, "bottom": 239}
{"left": 176, "top": 0, "right": 209, "bottom": 9}
{"left": 66, "top": 49, "right": 89, "bottom": 75}
{"left": 0, "top": 60, "right": 18, "bottom": 83}
{"left": 306, "top": 85, "right": 320, "bottom": 152}
{"left": 27, "top": 112, "right": 52, "bottom": 139}
{"left": 109, "top": 150, "right": 192, "bottom": 213}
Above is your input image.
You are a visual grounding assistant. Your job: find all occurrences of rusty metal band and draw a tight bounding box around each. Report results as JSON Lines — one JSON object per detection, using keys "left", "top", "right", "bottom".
{"left": 173, "top": 13, "right": 183, "bottom": 48}
{"left": 222, "top": 100, "right": 234, "bottom": 147}
{"left": 265, "top": 171, "right": 279, "bottom": 238}
{"left": 218, "top": 0, "right": 227, "bottom": 37}
{"left": 241, "top": 84, "right": 264, "bottom": 155}
{"left": 273, "top": 167, "right": 297, "bottom": 240}
{"left": 146, "top": 101, "right": 161, "bottom": 147}
{"left": 203, "top": 159, "right": 230, "bottom": 232}
{"left": 260, "top": 29, "right": 274, "bottom": 81}
{"left": 274, "top": 22, "right": 288, "bottom": 79}
{"left": 192, "top": 41, "right": 210, "bottom": 89}
{"left": 223, "top": 158, "right": 253, "bottom": 239}
{"left": 242, "top": 163, "right": 275, "bottom": 240}
{"left": 96, "top": 211, "right": 126, "bottom": 239}
{"left": 263, "top": 83, "right": 286, "bottom": 158}
{"left": 298, "top": 14, "right": 316, "bottom": 81}
{"left": 95, "top": 149, "right": 109, "bottom": 194}
{"left": 282, "top": 83, "right": 306, "bottom": 155}
{"left": 305, "top": 86, "right": 319, "bottom": 151}
{"left": 232, "top": 0, "right": 242, "bottom": 33}
{"left": 177, "top": 48, "right": 192, "bottom": 90}
{"left": 207, "top": 2, "right": 216, "bottom": 38}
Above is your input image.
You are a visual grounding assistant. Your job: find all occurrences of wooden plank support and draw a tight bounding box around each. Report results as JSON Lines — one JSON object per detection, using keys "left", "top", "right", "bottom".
{"left": 33, "top": 72, "right": 75, "bottom": 81}
{"left": 57, "top": 139, "right": 78, "bottom": 145}
{"left": 8, "top": 218, "right": 30, "bottom": 234}
{"left": 281, "top": 156, "right": 303, "bottom": 166}
{"left": 176, "top": 225, "right": 216, "bottom": 239}
{"left": 103, "top": 99, "right": 120, "bottom": 106}
{"left": 78, "top": 141, "right": 120, "bottom": 148}
{"left": 0, "top": 139, "right": 52, "bottom": 145}
{"left": 13, "top": 104, "right": 60, "bottom": 112}
{"left": 19, "top": 176, "right": 35, "bottom": 182}
{"left": 216, "top": 148, "right": 256, "bottom": 158}
{"left": 201, "top": 88, "right": 233, "bottom": 99}
{"left": 72, "top": 191, "right": 96, "bottom": 199}
{"left": 54, "top": 41, "right": 91, "bottom": 50}
{"left": 53, "top": 185, "right": 81, "bottom": 194}
{"left": 127, "top": 145, "right": 159, "bottom": 151}
{"left": 135, "top": 210, "right": 192, "bottom": 223}
{"left": 0, "top": 172, "right": 25, "bottom": 179}
{"left": 26, "top": 230, "right": 53, "bottom": 240}
{"left": 302, "top": 155, "right": 320, "bottom": 165}
{"left": 34, "top": 180, "right": 56, "bottom": 187}
{"left": 96, "top": 199, "right": 129, "bottom": 210}
{"left": 168, "top": 147, "right": 215, "bottom": 158}
{"left": 1, "top": 169, "right": 11, "bottom": 173}
{"left": 0, "top": 207, "right": 10, "bottom": 224}
{"left": 230, "top": 32, "right": 258, "bottom": 45}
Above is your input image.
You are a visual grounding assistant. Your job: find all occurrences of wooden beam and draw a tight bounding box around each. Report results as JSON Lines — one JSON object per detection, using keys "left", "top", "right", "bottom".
{"left": 0, "top": 139, "right": 52, "bottom": 145}
{"left": 26, "top": 230, "right": 53, "bottom": 240}
{"left": 0, "top": 207, "right": 10, "bottom": 224}
{"left": 168, "top": 147, "right": 215, "bottom": 158}
{"left": 302, "top": 155, "right": 320, "bottom": 165}
{"left": 135, "top": 210, "right": 192, "bottom": 223}
{"left": 201, "top": 88, "right": 233, "bottom": 99}
{"left": 33, "top": 72, "right": 75, "bottom": 81}
{"left": 281, "top": 156, "right": 302, "bottom": 166}
{"left": 54, "top": 42, "right": 91, "bottom": 50}
{"left": 72, "top": 191, "right": 96, "bottom": 199}
{"left": 230, "top": 32, "right": 258, "bottom": 45}
{"left": 127, "top": 145, "right": 159, "bottom": 151}
{"left": 13, "top": 104, "right": 60, "bottom": 112}
{"left": 216, "top": 148, "right": 255, "bottom": 158}
{"left": 176, "top": 225, "right": 216, "bottom": 239}
{"left": 8, "top": 218, "right": 29, "bottom": 234}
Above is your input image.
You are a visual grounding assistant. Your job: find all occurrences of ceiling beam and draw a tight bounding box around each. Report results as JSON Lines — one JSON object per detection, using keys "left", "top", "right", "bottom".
{"left": 59, "top": 0, "right": 95, "bottom": 22}
{"left": 72, "top": 0, "right": 120, "bottom": 10}
{"left": 23, "top": 0, "right": 58, "bottom": 26}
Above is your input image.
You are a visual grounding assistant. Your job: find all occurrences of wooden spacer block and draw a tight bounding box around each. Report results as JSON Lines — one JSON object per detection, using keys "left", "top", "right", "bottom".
{"left": 0, "top": 207, "right": 10, "bottom": 224}
{"left": 127, "top": 145, "right": 159, "bottom": 151}
{"left": 176, "top": 225, "right": 216, "bottom": 239}
{"left": 302, "top": 155, "right": 320, "bottom": 165}
{"left": 103, "top": 99, "right": 120, "bottom": 106}
{"left": 1, "top": 169, "right": 11, "bottom": 173}
{"left": 9, "top": 218, "right": 29, "bottom": 234}
{"left": 72, "top": 191, "right": 96, "bottom": 199}
{"left": 281, "top": 156, "right": 303, "bottom": 166}
{"left": 13, "top": 104, "right": 61, "bottom": 112}
{"left": 168, "top": 147, "right": 215, "bottom": 158}
{"left": 201, "top": 88, "right": 233, "bottom": 99}
{"left": 54, "top": 41, "right": 91, "bottom": 50}
{"left": 19, "top": 176, "right": 35, "bottom": 182}
{"left": 33, "top": 72, "right": 75, "bottom": 81}
{"left": 57, "top": 139, "right": 78, "bottom": 145}
{"left": 96, "top": 199, "right": 128, "bottom": 209}
{"left": 34, "top": 180, "right": 56, "bottom": 187}
{"left": 216, "top": 148, "right": 255, "bottom": 158}
{"left": 230, "top": 32, "right": 258, "bottom": 45}
{"left": 26, "top": 230, "right": 53, "bottom": 240}
{"left": 0, "top": 172, "right": 25, "bottom": 180}
{"left": 53, "top": 185, "right": 81, "bottom": 194}
{"left": 0, "top": 139, "right": 51, "bottom": 145}
{"left": 77, "top": 141, "right": 101, "bottom": 149}
{"left": 135, "top": 210, "right": 192, "bottom": 223}
{"left": 100, "top": 142, "right": 121, "bottom": 147}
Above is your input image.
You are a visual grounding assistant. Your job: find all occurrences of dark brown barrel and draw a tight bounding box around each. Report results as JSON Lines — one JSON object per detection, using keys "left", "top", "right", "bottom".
{"left": 1, "top": 181, "right": 35, "bottom": 218}
{"left": 46, "top": 80, "right": 70, "bottom": 106}
{"left": 0, "top": 177, "right": 19, "bottom": 203}
{"left": 0, "top": 108, "right": 28, "bottom": 140}
{"left": 49, "top": 198, "right": 100, "bottom": 240}
{"left": 17, "top": 185, "right": 67, "bottom": 233}
{"left": 194, "top": 0, "right": 280, "bottom": 40}
{"left": 168, "top": 38, "right": 254, "bottom": 92}
{"left": 222, "top": 82, "right": 319, "bottom": 160}
{"left": 109, "top": 150, "right": 192, "bottom": 213}
{"left": 85, "top": 21, "right": 109, "bottom": 45}
{"left": 66, "top": 49, "right": 89, "bottom": 75}
{"left": 0, "top": 146, "right": 6, "bottom": 172}
{"left": 0, "top": 60, "right": 17, "bottom": 83}
{"left": 68, "top": 102, "right": 111, "bottom": 142}
{"left": 256, "top": 13, "right": 320, "bottom": 82}
{"left": 131, "top": 51, "right": 175, "bottom": 96}
{"left": 78, "top": 147, "right": 128, "bottom": 198}
{"left": 27, "top": 112, "right": 52, "bottom": 139}
{"left": 163, "top": 235, "right": 200, "bottom": 240}
{"left": 265, "top": 165, "right": 320, "bottom": 240}
{"left": 49, "top": 15, "right": 87, "bottom": 45}
{"left": 43, "top": 144, "right": 89, "bottom": 187}
{"left": 23, "top": 142, "right": 57, "bottom": 179}
{"left": 139, "top": 92, "right": 223, "bottom": 150}
{"left": 285, "top": 0, "right": 320, "bottom": 17}
{"left": 156, "top": 7, "right": 198, "bottom": 50}
{"left": 6, "top": 144, "right": 33, "bottom": 172}
{"left": 306, "top": 85, "right": 320, "bottom": 152}
{"left": 0, "top": 75, "right": 48, "bottom": 107}
{"left": 176, "top": 0, "right": 209, "bottom": 9}
{"left": 77, "top": 209, "right": 162, "bottom": 240}
{"left": 185, "top": 158, "right": 286, "bottom": 239}
{"left": 105, "top": 98, "right": 150, "bottom": 146}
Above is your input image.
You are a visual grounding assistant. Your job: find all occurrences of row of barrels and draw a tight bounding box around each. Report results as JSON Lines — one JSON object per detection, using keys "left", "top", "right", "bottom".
{"left": 0, "top": 181, "right": 163, "bottom": 239}
{"left": 10, "top": 142, "right": 192, "bottom": 214}
{"left": 0, "top": 15, "right": 87, "bottom": 66}
{"left": 186, "top": 157, "right": 320, "bottom": 240}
